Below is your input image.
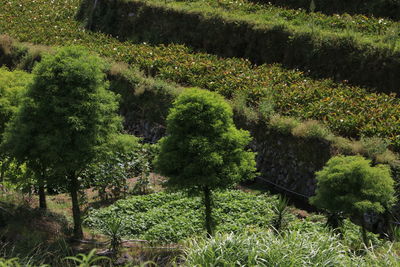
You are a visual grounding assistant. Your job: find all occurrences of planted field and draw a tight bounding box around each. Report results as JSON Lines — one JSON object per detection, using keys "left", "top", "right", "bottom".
{"left": 85, "top": 190, "right": 278, "bottom": 243}
{"left": 2, "top": 0, "right": 400, "bottom": 150}
{"left": 249, "top": 0, "right": 400, "bottom": 21}
{"left": 82, "top": 0, "right": 400, "bottom": 92}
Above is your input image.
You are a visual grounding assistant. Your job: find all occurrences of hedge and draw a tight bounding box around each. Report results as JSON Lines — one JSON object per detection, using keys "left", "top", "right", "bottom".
{"left": 79, "top": 0, "right": 400, "bottom": 94}
{"left": 250, "top": 0, "right": 400, "bottom": 21}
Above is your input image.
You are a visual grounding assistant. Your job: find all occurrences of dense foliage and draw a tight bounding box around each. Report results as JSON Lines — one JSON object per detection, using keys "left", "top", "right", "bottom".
{"left": 0, "top": 68, "right": 31, "bottom": 142}
{"left": 310, "top": 155, "right": 396, "bottom": 216}
{"left": 156, "top": 89, "right": 256, "bottom": 190}
{"left": 85, "top": 190, "right": 277, "bottom": 243}
{"left": 310, "top": 155, "right": 396, "bottom": 243}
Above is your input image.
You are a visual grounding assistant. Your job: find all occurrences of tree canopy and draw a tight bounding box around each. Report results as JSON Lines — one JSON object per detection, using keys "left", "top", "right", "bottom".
{"left": 310, "top": 155, "right": 396, "bottom": 217}
{"left": 156, "top": 88, "right": 256, "bottom": 190}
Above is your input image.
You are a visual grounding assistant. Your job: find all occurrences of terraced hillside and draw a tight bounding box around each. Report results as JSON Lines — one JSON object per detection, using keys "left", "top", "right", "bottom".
{"left": 80, "top": 0, "right": 400, "bottom": 92}
{"left": 250, "top": 0, "right": 400, "bottom": 20}
{"left": 2, "top": 0, "right": 400, "bottom": 152}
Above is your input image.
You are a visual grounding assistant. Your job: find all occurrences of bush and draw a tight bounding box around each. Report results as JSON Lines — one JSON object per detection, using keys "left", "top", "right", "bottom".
{"left": 310, "top": 155, "right": 396, "bottom": 243}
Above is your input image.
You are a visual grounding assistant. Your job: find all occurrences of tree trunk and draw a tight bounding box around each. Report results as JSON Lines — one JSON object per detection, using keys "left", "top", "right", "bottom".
{"left": 69, "top": 172, "right": 83, "bottom": 239}
{"left": 361, "top": 217, "right": 368, "bottom": 246}
{"left": 203, "top": 186, "right": 213, "bottom": 237}
{"left": 38, "top": 178, "right": 47, "bottom": 210}
{"left": 0, "top": 161, "right": 5, "bottom": 184}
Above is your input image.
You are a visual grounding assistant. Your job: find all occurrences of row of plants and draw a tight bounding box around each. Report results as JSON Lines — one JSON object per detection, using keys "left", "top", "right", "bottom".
{"left": 118, "top": 0, "right": 400, "bottom": 37}
{"left": 79, "top": 0, "right": 400, "bottom": 92}
{"left": 84, "top": 190, "right": 277, "bottom": 243}
{"left": 249, "top": 0, "right": 400, "bottom": 21}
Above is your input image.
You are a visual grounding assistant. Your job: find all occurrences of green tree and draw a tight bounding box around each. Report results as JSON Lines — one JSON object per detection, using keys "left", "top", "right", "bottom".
{"left": 310, "top": 155, "right": 396, "bottom": 244}
{"left": 2, "top": 46, "right": 121, "bottom": 238}
{"left": 0, "top": 68, "right": 31, "bottom": 184}
{"left": 155, "top": 88, "right": 256, "bottom": 236}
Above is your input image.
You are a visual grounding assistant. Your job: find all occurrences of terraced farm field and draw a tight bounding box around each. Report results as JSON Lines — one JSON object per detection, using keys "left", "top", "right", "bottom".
{"left": 81, "top": 0, "right": 400, "bottom": 92}
{"left": 2, "top": 0, "right": 400, "bottom": 150}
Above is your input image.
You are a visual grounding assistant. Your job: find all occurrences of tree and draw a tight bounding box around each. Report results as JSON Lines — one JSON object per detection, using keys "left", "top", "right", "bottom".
{"left": 310, "top": 155, "right": 396, "bottom": 244}
{"left": 155, "top": 88, "right": 256, "bottom": 236}
{"left": 2, "top": 46, "right": 122, "bottom": 238}
{"left": 0, "top": 68, "right": 31, "bottom": 184}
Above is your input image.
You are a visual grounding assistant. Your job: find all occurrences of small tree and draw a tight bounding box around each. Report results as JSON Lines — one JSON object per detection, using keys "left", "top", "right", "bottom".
{"left": 155, "top": 88, "right": 256, "bottom": 236}
{"left": 310, "top": 155, "right": 396, "bottom": 244}
{"left": 2, "top": 47, "right": 121, "bottom": 238}
{"left": 0, "top": 68, "right": 30, "bottom": 185}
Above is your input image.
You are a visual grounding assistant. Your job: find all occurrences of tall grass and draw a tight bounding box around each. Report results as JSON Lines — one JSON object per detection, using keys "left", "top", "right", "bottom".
{"left": 182, "top": 227, "right": 400, "bottom": 266}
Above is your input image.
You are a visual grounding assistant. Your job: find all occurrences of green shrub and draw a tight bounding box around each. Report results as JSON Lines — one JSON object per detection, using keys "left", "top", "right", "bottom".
{"left": 292, "top": 120, "right": 332, "bottom": 139}
{"left": 0, "top": 68, "right": 31, "bottom": 142}
{"left": 310, "top": 155, "right": 396, "bottom": 243}
{"left": 269, "top": 115, "right": 300, "bottom": 134}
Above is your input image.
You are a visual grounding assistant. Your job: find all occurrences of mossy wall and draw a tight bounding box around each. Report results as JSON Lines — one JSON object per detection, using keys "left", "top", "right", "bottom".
{"left": 78, "top": 0, "right": 400, "bottom": 94}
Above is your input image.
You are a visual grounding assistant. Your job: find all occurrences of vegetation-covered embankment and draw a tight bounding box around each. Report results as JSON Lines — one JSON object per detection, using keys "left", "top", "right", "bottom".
{"left": 78, "top": 0, "right": 400, "bottom": 94}
{"left": 249, "top": 0, "right": 400, "bottom": 21}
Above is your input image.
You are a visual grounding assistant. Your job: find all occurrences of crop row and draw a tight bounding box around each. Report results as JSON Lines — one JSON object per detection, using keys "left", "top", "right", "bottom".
{"left": 2, "top": 0, "right": 400, "bottom": 150}
{"left": 81, "top": 0, "right": 400, "bottom": 94}
{"left": 137, "top": 0, "right": 400, "bottom": 38}
{"left": 249, "top": 0, "right": 400, "bottom": 21}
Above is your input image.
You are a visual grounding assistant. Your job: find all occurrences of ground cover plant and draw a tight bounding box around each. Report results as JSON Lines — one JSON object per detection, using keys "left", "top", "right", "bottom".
{"left": 2, "top": 1, "right": 400, "bottom": 152}
{"left": 182, "top": 227, "right": 400, "bottom": 266}
{"left": 81, "top": 0, "right": 400, "bottom": 92}
{"left": 84, "top": 190, "right": 278, "bottom": 243}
